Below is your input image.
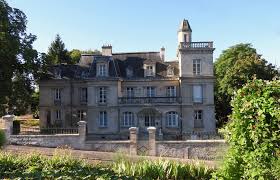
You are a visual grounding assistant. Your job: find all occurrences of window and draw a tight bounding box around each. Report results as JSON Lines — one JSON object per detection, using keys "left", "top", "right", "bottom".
{"left": 77, "top": 110, "right": 86, "bottom": 121}
{"left": 193, "top": 59, "right": 201, "bottom": 75}
{"left": 146, "top": 87, "right": 155, "bottom": 97}
{"left": 126, "top": 87, "right": 134, "bottom": 97}
{"left": 54, "top": 88, "right": 61, "bottom": 100}
{"left": 126, "top": 67, "right": 133, "bottom": 77}
{"left": 184, "top": 34, "right": 187, "bottom": 42}
{"left": 123, "top": 112, "right": 134, "bottom": 127}
{"left": 144, "top": 115, "right": 155, "bottom": 127}
{"left": 99, "top": 87, "right": 106, "bottom": 103}
{"left": 194, "top": 110, "right": 203, "bottom": 128}
{"left": 167, "top": 86, "right": 176, "bottom": 97}
{"left": 145, "top": 65, "right": 154, "bottom": 76}
{"left": 97, "top": 64, "right": 107, "bottom": 77}
{"left": 56, "top": 110, "right": 61, "bottom": 120}
{"left": 99, "top": 111, "right": 107, "bottom": 127}
{"left": 167, "top": 112, "right": 178, "bottom": 127}
{"left": 193, "top": 85, "right": 203, "bottom": 103}
{"left": 167, "top": 67, "right": 174, "bottom": 76}
{"left": 80, "top": 88, "right": 87, "bottom": 103}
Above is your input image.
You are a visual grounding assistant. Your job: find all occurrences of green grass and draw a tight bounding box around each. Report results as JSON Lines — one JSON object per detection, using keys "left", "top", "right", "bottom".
{"left": 0, "top": 149, "right": 216, "bottom": 179}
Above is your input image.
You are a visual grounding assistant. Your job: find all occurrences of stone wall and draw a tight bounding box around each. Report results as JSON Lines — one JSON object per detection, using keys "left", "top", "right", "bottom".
{"left": 9, "top": 134, "right": 81, "bottom": 149}
{"left": 156, "top": 140, "right": 226, "bottom": 160}
{"left": 84, "top": 141, "right": 130, "bottom": 153}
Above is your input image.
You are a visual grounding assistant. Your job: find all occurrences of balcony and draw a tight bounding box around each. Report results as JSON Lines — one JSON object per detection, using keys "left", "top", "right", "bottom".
{"left": 180, "top": 42, "right": 213, "bottom": 49}
{"left": 119, "top": 96, "right": 181, "bottom": 104}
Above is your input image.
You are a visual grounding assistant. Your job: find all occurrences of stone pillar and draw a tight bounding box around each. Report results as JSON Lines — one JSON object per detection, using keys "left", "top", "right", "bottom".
{"left": 78, "top": 121, "right": 87, "bottom": 147}
{"left": 129, "top": 127, "right": 138, "bottom": 156}
{"left": 147, "top": 127, "right": 156, "bottom": 156}
{"left": 2, "top": 115, "right": 14, "bottom": 140}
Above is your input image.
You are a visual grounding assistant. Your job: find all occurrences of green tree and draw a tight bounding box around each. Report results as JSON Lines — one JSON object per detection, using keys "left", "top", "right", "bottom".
{"left": 0, "top": 0, "right": 42, "bottom": 115}
{"left": 47, "top": 34, "right": 70, "bottom": 65}
{"left": 69, "top": 49, "right": 101, "bottom": 64}
{"left": 214, "top": 43, "right": 279, "bottom": 127}
{"left": 213, "top": 79, "right": 280, "bottom": 179}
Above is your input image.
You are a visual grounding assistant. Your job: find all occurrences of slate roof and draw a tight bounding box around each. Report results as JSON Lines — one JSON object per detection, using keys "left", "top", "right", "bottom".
{"left": 44, "top": 51, "right": 179, "bottom": 80}
{"left": 178, "top": 19, "right": 192, "bottom": 32}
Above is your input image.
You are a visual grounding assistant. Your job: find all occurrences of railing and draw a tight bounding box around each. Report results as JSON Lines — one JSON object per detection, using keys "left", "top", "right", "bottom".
{"left": 119, "top": 96, "right": 181, "bottom": 104}
{"left": 180, "top": 42, "right": 213, "bottom": 49}
{"left": 12, "top": 127, "right": 78, "bottom": 135}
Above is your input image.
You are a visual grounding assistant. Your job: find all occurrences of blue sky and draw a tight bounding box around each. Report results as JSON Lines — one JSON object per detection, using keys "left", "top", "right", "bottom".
{"left": 7, "top": 0, "right": 280, "bottom": 66}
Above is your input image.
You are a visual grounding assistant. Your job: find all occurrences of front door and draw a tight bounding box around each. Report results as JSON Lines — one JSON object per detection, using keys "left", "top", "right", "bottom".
{"left": 144, "top": 115, "right": 155, "bottom": 127}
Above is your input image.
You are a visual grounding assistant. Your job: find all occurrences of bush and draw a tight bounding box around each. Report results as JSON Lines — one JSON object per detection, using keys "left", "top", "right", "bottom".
{"left": 112, "top": 158, "right": 214, "bottom": 180}
{"left": 213, "top": 79, "right": 280, "bottom": 179}
{"left": 0, "top": 130, "right": 5, "bottom": 148}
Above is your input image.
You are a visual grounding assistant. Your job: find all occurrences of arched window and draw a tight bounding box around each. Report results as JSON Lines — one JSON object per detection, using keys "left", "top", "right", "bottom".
{"left": 123, "top": 112, "right": 134, "bottom": 127}
{"left": 166, "top": 111, "right": 178, "bottom": 127}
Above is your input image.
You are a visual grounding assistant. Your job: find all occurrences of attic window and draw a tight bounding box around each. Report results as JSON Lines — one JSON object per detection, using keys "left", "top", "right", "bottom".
{"left": 167, "top": 66, "right": 174, "bottom": 77}
{"left": 54, "top": 68, "right": 62, "bottom": 79}
{"left": 126, "top": 67, "right": 133, "bottom": 78}
{"left": 144, "top": 64, "right": 155, "bottom": 77}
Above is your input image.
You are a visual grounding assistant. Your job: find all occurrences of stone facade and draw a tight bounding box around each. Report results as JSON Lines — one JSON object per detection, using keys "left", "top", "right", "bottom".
{"left": 39, "top": 19, "right": 216, "bottom": 140}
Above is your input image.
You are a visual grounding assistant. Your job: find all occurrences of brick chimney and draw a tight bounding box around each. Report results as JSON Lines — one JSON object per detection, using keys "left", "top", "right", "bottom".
{"left": 102, "top": 44, "right": 112, "bottom": 56}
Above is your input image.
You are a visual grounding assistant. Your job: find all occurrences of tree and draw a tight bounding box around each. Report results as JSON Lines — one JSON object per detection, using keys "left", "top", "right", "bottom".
{"left": 47, "top": 34, "right": 70, "bottom": 65}
{"left": 0, "top": 0, "right": 43, "bottom": 115}
{"left": 214, "top": 43, "right": 279, "bottom": 127}
{"left": 69, "top": 49, "right": 101, "bottom": 64}
{"left": 213, "top": 79, "right": 280, "bottom": 179}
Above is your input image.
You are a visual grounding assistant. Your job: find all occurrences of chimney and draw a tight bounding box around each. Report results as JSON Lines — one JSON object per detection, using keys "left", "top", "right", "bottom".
{"left": 160, "top": 47, "right": 165, "bottom": 61}
{"left": 102, "top": 44, "right": 112, "bottom": 56}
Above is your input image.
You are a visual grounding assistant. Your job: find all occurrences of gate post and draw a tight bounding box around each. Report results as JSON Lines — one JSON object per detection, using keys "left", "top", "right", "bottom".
{"left": 129, "top": 127, "right": 138, "bottom": 156}
{"left": 147, "top": 127, "right": 156, "bottom": 156}
{"left": 78, "top": 121, "right": 87, "bottom": 148}
{"left": 2, "top": 115, "right": 14, "bottom": 140}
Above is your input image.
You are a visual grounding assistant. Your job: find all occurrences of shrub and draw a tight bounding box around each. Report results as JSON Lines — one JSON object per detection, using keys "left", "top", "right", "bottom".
{"left": 0, "top": 129, "right": 5, "bottom": 148}
{"left": 213, "top": 79, "right": 280, "bottom": 179}
{"left": 112, "top": 158, "right": 214, "bottom": 179}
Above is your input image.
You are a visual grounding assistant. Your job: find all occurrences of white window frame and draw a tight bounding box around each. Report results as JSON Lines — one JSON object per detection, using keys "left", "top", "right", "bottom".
{"left": 77, "top": 110, "right": 86, "bottom": 121}
{"left": 193, "top": 85, "right": 203, "bottom": 103}
{"left": 193, "top": 59, "right": 201, "bottom": 75}
{"left": 146, "top": 86, "right": 156, "bottom": 97}
{"left": 99, "top": 87, "right": 106, "bottom": 103}
{"left": 97, "top": 64, "right": 107, "bottom": 77}
{"left": 55, "top": 110, "right": 61, "bottom": 120}
{"left": 80, "top": 87, "right": 87, "bottom": 103}
{"left": 126, "top": 87, "right": 134, "bottom": 98}
{"left": 123, "top": 112, "right": 134, "bottom": 127}
{"left": 167, "top": 86, "right": 176, "bottom": 97}
{"left": 99, "top": 111, "right": 107, "bottom": 127}
{"left": 167, "top": 111, "right": 178, "bottom": 127}
{"left": 146, "top": 65, "right": 154, "bottom": 76}
{"left": 54, "top": 88, "right": 61, "bottom": 100}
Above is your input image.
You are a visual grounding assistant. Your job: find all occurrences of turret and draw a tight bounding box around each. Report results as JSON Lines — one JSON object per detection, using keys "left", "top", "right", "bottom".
{"left": 177, "top": 19, "right": 192, "bottom": 45}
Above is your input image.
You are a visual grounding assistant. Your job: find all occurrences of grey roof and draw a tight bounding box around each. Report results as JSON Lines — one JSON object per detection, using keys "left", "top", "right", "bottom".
{"left": 178, "top": 19, "right": 192, "bottom": 32}
{"left": 44, "top": 52, "right": 179, "bottom": 80}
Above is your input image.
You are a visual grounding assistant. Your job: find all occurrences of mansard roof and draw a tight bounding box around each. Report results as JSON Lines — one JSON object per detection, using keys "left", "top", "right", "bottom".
{"left": 178, "top": 19, "right": 192, "bottom": 32}
{"left": 44, "top": 51, "right": 179, "bottom": 80}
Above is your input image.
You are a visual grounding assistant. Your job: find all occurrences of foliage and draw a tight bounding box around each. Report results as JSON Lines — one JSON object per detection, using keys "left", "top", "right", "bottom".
{"left": 214, "top": 43, "right": 279, "bottom": 127}
{"left": 213, "top": 79, "right": 280, "bottom": 179}
{"left": 112, "top": 157, "right": 214, "bottom": 180}
{"left": 17, "top": 119, "right": 39, "bottom": 127}
{"left": 0, "top": 130, "right": 5, "bottom": 148}
{"left": 31, "top": 91, "right": 39, "bottom": 118}
{"left": 0, "top": 150, "right": 131, "bottom": 179}
{"left": 69, "top": 49, "right": 101, "bottom": 64}
{"left": 0, "top": 0, "right": 44, "bottom": 116}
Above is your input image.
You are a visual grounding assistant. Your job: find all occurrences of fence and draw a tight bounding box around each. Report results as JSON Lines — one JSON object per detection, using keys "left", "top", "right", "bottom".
{"left": 12, "top": 127, "right": 78, "bottom": 135}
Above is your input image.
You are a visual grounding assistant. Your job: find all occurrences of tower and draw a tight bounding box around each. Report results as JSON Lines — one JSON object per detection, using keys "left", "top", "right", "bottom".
{"left": 177, "top": 19, "right": 192, "bottom": 45}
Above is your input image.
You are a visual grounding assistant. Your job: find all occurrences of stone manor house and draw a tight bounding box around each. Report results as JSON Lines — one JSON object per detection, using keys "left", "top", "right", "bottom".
{"left": 39, "top": 19, "right": 216, "bottom": 140}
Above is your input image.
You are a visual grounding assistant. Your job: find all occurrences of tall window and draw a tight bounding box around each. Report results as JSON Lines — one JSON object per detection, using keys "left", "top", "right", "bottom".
{"left": 193, "top": 85, "right": 203, "bottom": 103}
{"left": 99, "top": 87, "right": 106, "bottom": 103}
{"left": 146, "top": 87, "right": 156, "bottom": 97}
{"left": 167, "top": 86, "right": 176, "bottom": 97}
{"left": 99, "top": 111, "right": 107, "bottom": 127}
{"left": 193, "top": 59, "right": 201, "bottom": 75}
{"left": 166, "top": 111, "right": 178, "bottom": 127}
{"left": 194, "top": 110, "right": 203, "bottom": 128}
{"left": 146, "top": 65, "right": 154, "bottom": 76}
{"left": 126, "top": 87, "right": 134, "bottom": 97}
{"left": 97, "top": 64, "right": 107, "bottom": 77}
{"left": 56, "top": 110, "right": 61, "bottom": 120}
{"left": 77, "top": 110, "right": 86, "bottom": 121}
{"left": 123, "top": 112, "right": 134, "bottom": 127}
{"left": 145, "top": 115, "right": 155, "bottom": 127}
{"left": 54, "top": 88, "right": 61, "bottom": 100}
{"left": 80, "top": 88, "right": 87, "bottom": 103}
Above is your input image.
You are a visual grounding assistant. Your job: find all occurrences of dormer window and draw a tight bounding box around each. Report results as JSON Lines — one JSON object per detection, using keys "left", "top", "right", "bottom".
{"left": 144, "top": 64, "right": 155, "bottom": 77}
{"left": 167, "top": 66, "right": 174, "bottom": 77}
{"left": 126, "top": 66, "right": 133, "bottom": 78}
{"left": 54, "top": 68, "right": 61, "bottom": 79}
{"left": 97, "top": 63, "right": 107, "bottom": 77}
